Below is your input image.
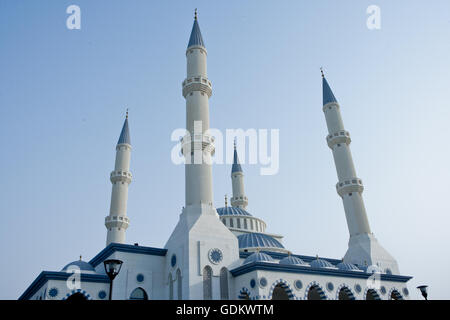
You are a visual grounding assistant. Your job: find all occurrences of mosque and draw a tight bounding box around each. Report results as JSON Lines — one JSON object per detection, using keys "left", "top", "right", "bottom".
{"left": 19, "top": 13, "right": 412, "bottom": 300}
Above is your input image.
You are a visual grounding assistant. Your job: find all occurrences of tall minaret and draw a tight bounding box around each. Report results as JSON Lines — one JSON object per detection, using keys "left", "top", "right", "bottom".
{"left": 105, "top": 112, "right": 132, "bottom": 246}
{"left": 231, "top": 142, "right": 248, "bottom": 209}
{"left": 182, "top": 9, "right": 215, "bottom": 208}
{"left": 321, "top": 70, "right": 399, "bottom": 274}
{"left": 165, "top": 12, "right": 239, "bottom": 300}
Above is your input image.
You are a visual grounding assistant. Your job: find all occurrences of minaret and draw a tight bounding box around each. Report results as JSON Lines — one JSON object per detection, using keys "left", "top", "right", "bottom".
{"left": 321, "top": 70, "right": 399, "bottom": 274}
{"left": 182, "top": 8, "right": 215, "bottom": 208}
{"left": 164, "top": 12, "right": 239, "bottom": 300}
{"left": 105, "top": 112, "right": 132, "bottom": 246}
{"left": 230, "top": 142, "right": 248, "bottom": 209}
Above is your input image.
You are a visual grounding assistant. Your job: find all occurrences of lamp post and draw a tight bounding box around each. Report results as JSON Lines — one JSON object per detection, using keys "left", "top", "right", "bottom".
{"left": 417, "top": 285, "right": 428, "bottom": 300}
{"left": 104, "top": 259, "right": 123, "bottom": 300}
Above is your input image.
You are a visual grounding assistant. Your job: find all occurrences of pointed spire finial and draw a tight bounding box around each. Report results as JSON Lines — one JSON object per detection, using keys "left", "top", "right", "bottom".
{"left": 194, "top": 8, "right": 197, "bottom": 20}
{"left": 79, "top": 255, "right": 82, "bottom": 261}
{"left": 234, "top": 138, "right": 237, "bottom": 150}
{"left": 126, "top": 108, "right": 129, "bottom": 119}
{"left": 320, "top": 67, "right": 324, "bottom": 78}
{"left": 225, "top": 194, "right": 228, "bottom": 207}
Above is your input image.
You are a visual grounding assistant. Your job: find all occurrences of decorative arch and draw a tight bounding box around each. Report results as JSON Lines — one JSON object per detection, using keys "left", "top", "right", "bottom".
{"left": 129, "top": 287, "right": 148, "bottom": 300}
{"left": 388, "top": 287, "right": 404, "bottom": 300}
{"left": 335, "top": 284, "right": 356, "bottom": 300}
{"left": 238, "top": 287, "right": 251, "bottom": 300}
{"left": 168, "top": 273, "right": 173, "bottom": 300}
{"left": 63, "top": 289, "right": 91, "bottom": 300}
{"left": 203, "top": 265, "right": 213, "bottom": 300}
{"left": 268, "top": 279, "right": 295, "bottom": 300}
{"left": 364, "top": 288, "right": 381, "bottom": 300}
{"left": 304, "top": 281, "right": 327, "bottom": 300}
{"left": 176, "top": 269, "right": 182, "bottom": 300}
{"left": 220, "top": 267, "right": 229, "bottom": 300}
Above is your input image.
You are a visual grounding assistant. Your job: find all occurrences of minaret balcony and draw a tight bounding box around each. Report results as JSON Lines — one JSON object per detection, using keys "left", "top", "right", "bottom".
{"left": 105, "top": 215, "right": 129, "bottom": 229}
{"left": 110, "top": 170, "right": 132, "bottom": 184}
{"left": 182, "top": 76, "right": 212, "bottom": 98}
{"left": 180, "top": 133, "right": 215, "bottom": 156}
{"left": 336, "top": 178, "right": 364, "bottom": 197}
{"left": 327, "top": 130, "right": 351, "bottom": 148}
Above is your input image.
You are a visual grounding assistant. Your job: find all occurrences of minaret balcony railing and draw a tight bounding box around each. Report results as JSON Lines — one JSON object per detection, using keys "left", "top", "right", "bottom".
{"left": 182, "top": 76, "right": 212, "bottom": 98}
{"left": 336, "top": 178, "right": 364, "bottom": 197}
{"left": 110, "top": 170, "right": 132, "bottom": 184}
{"left": 327, "top": 130, "right": 351, "bottom": 148}
{"left": 105, "top": 215, "right": 130, "bottom": 229}
{"left": 180, "top": 133, "right": 215, "bottom": 156}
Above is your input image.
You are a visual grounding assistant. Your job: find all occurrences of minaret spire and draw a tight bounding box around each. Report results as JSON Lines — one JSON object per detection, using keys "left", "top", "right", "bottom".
{"left": 231, "top": 142, "right": 248, "bottom": 209}
{"left": 105, "top": 113, "right": 132, "bottom": 246}
{"left": 321, "top": 73, "right": 399, "bottom": 273}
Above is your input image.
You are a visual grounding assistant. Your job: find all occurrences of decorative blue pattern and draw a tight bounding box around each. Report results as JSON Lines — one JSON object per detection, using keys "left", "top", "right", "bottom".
{"left": 136, "top": 274, "right": 144, "bottom": 283}
{"left": 268, "top": 279, "right": 295, "bottom": 300}
{"left": 216, "top": 206, "right": 252, "bottom": 216}
{"left": 250, "top": 279, "right": 256, "bottom": 288}
{"left": 402, "top": 287, "right": 409, "bottom": 296}
{"left": 238, "top": 233, "right": 284, "bottom": 250}
{"left": 322, "top": 77, "right": 337, "bottom": 106}
{"left": 243, "top": 252, "right": 275, "bottom": 265}
{"left": 326, "top": 282, "right": 334, "bottom": 292}
{"left": 259, "top": 277, "right": 268, "bottom": 288}
{"left": 238, "top": 287, "right": 251, "bottom": 300}
{"left": 187, "top": 19, "right": 205, "bottom": 48}
{"left": 354, "top": 284, "right": 362, "bottom": 293}
{"left": 63, "top": 289, "right": 91, "bottom": 300}
{"left": 117, "top": 118, "right": 130, "bottom": 145}
{"left": 98, "top": 290, "right": 107, "bottom": 299}
{"left": 48, "top": 288, "right": 58, "bottom": 298}
{"left": 208, "top": 248, "right": 223, "bottom": 264}
{"left": 294, "top": 280, "right": 303, "bottom": 290}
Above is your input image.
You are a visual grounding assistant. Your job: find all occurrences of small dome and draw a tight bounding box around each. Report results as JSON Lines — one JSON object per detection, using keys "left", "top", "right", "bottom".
{"left": 336, "top": 262, "right": 361, "bottom": 271}
{"left": 217, "top": 207, "right": 252, "bottom": 216}
{"left": 243, "top": 252, "right": 275, "bottom": 265}
{"left": 238, "top": 233, "right": 284, "bottom": 250}
{"left": 310, "top": 258, "right": 336, "bottom": 269}
{"left": 62, "top": 260, "right": 96, "bottom": 274}
{"left": 279, "top": 255, "right": 308, "bottom": 266}
{"left": 365, "top": 265, "right": 383, "bottom": 274}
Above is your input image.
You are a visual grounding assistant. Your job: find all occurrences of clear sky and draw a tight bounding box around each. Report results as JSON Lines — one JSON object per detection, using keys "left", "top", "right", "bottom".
{"left": 0, "top": 0, "right": 449, "bottom": 300}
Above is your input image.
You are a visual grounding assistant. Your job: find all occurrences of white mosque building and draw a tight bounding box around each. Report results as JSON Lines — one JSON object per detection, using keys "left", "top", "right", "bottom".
{"left": 19, "top": 13, "right": 412, "bottom": 301}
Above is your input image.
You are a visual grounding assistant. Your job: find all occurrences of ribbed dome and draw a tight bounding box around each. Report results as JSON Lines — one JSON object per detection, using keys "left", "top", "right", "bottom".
{"left": 238, "top": 233, "right": 284, "bottom": 250}
{"left": 216, "top": 207, "right": 252, "bottom": 216}
{"left": 310, "top": 258, "right": 336, "bottom": 269}
{"left": 336, "top": 262, "right": 361, "bottom": 271}
{"left": 279, "top": 255, "right": 308, "bottom": 266}
{"left": 243, "top": 252, "right": 274, "bottom": 265}
{"left": 62, "top": 260, "right": 96, "bottom": 273}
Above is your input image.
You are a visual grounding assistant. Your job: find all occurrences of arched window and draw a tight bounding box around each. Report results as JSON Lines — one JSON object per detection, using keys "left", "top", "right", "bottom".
{"left": 237, "top": 218, "right": 241, "bottom": 228}
{"left": 338, "top": 287, "right": 355, "bottom": 300}
{"left": 220, "top": 267, "right": 229, "bottom": 299}
{"left": 229, "top": 219, "right": 234, "bottom": 228}
{"left": 168, "top": 273, "right": 173, "bottom": 300}
{"left": 66, "top": 292, "right": 87, "bottom": 301}
{"left": 203, "top": 265, "right": 212, "bottom": 300}
{"left": 307, "top": 285, "right": 327, "bottom": 300}
{"left": 271, "top": 284, "right": 290, "bottom": 300}
{"left": 366, "top": 289, "right": 381, "bottom": 300}
{"left": 176, "top": 269, "right": 182, "bottom": 300}
{"left": 243, "top": 219, "right": 248, "bottom": 229}
{"left": 129, "top": 287, "right": 148, "bottom": 300}
{"left": 390, "top": 290, "right": 403, "bottom": 300}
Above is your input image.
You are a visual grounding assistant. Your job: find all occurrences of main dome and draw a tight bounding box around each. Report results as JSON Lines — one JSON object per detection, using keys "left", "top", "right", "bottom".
{"left": 216, "top": 207, "right": 252, "bottom": 216}
{"left": 238, "top": 233, "right": 284, "bottom": 250}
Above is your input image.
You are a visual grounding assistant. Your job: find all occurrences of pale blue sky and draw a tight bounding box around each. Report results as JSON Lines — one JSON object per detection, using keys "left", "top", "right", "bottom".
{"left": 0, "top": 0, "right": 449, "bottom": 299}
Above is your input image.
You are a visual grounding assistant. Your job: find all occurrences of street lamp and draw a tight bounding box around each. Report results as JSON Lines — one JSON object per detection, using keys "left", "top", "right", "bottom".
{"left": 103, "top": 259, "right": 123, "bottom": 300}
{"left": 417, "top": 285, "right": 428, "bottom": 300}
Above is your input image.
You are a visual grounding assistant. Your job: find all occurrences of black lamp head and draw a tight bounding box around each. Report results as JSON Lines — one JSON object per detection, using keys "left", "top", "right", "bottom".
{"left": 417, "top": 285, "right": 428, "bottom": 300}
{"left": 103, "top": 259, "right": 123, "bottom": 281}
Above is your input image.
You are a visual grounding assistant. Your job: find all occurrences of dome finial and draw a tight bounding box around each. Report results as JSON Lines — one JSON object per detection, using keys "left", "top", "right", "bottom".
{"left": 79, "top": 255, "right": 82, "bottom": 261}
{"left": 225, "top": 194, "right": 228, "bottom": 207}
{"left": 194, "top": 8, "right": 197, "bottom": 20}
{"left": 126, "top": 108, "right": 129, "bottom": 119}
{"left": 320, "top": 67, "right": 324, "bottom": 78}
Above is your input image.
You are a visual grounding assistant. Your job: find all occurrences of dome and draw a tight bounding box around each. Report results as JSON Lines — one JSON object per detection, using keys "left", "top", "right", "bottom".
{"left": 310, "top": 258, "right": 336, "bottom": 269}
{"left": 243, "top": 252, "right": 275, "bottom": 265}
{"left": 238, "top": 233, "right": 284, "bottom": 250}
{"left": 365, "top": 265, "right": 383, "bottom": 274}
{"left": 279, "top": 255, "right": 308, "bottom": 266}
{"left": 62, "top": 260, "right": 96, "bottom": 274}
{"left": 336, "top": 262, "right": 361, "bottom": 272}
{"left": 217, "top": 206, "right": 252, "bottom": 216}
